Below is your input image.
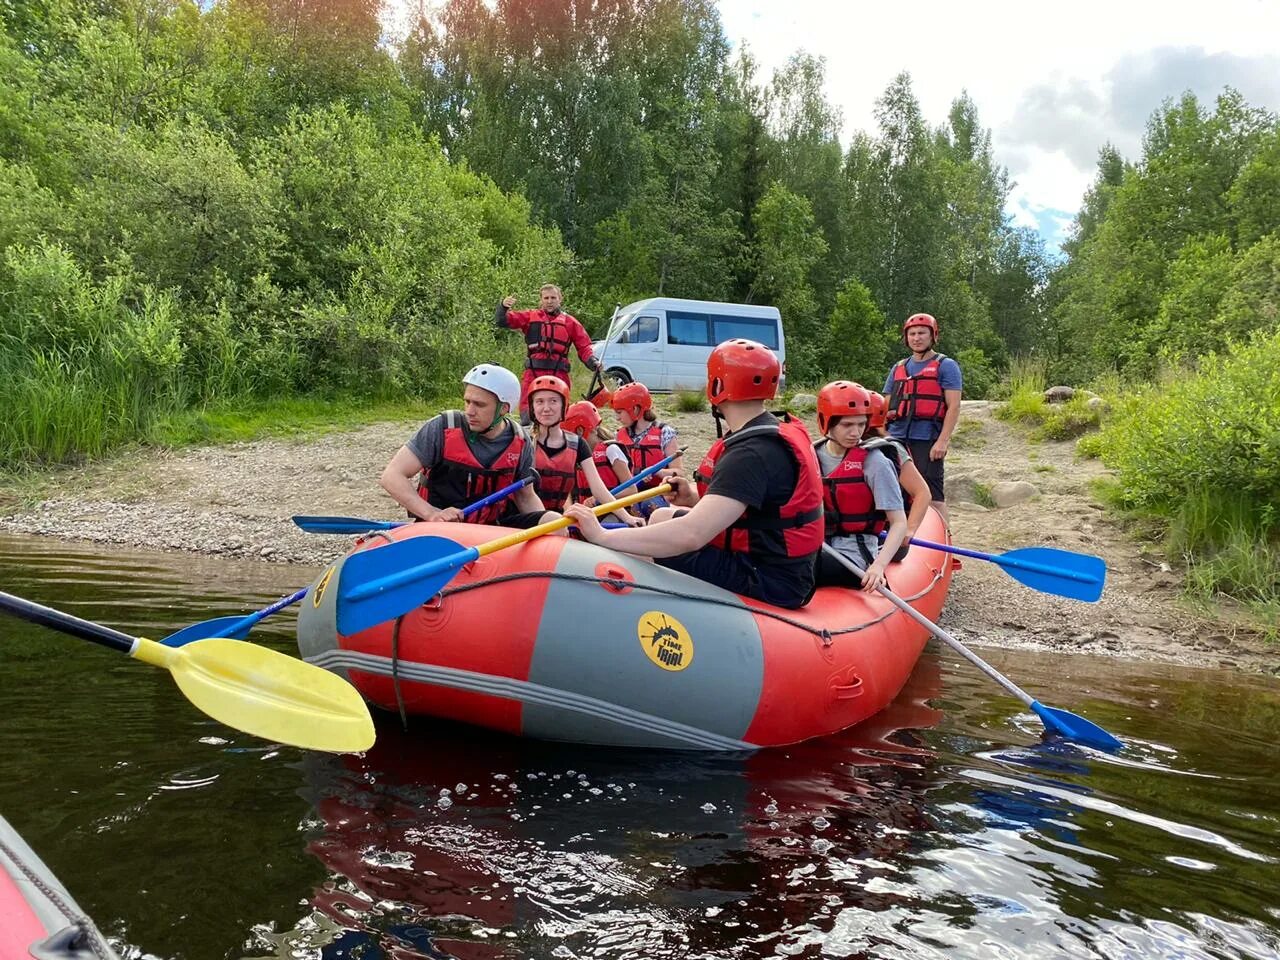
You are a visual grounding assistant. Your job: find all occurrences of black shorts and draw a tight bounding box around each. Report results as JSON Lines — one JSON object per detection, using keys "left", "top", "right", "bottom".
{"left": 906, "top": 439, "right": 945, "bottom": 501}
{"left": 656, "top": 546, "right": 812, "bottom": 609}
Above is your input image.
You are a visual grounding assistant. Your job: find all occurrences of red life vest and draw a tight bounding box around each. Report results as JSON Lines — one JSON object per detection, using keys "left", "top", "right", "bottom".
{"left": 888, "top": 353, "right": 948, "bottom": 424}
{"left": 817, "top": 441, "right": 886, "bottom": 538}
{"left": 693, "top": 413, "right": 824, "bottom": 558}
{"left": 524, "top": 310, "right": 577, "bottom": 374}
{"left": 416, "top": 411, "right": 526, "bottom": 525}
{"left": 534, "top": 433, "right": 580, "bottom": 512}
{"left": 577, "top": 441, "right": 621, "bottom": 497}
{"left": 616, "top": 421, "right": 669, "bottom": 489}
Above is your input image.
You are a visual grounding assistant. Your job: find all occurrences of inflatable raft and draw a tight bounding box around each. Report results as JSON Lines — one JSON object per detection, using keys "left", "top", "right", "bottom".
{"left": 1, "top": 814, "right": 120, "bottom": 960}
{"left": 298, "top": 509, "right": 953, "bottom": 751}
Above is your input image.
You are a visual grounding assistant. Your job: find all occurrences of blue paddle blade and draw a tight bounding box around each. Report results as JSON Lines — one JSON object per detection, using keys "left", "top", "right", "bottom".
{"left": 293, "top": 515, "right": 405, "bottom": 535}
{"left": 994, "top": 547, "right": 1106, "bottom": 602}
{"left": 336, "top": 535, "right": 478, "bottom": 636}
{"left": 162, "top": 615, "right": 254, "bottom": 646}
{"left": 1031, "top": 700, "right": 1124, "bottom": 751}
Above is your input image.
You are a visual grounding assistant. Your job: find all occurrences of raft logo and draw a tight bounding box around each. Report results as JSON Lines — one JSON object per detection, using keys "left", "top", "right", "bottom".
{"left": 638, "top": 611, "right": 693, "bottom": 672}
{"left": 313, "top": 566, "right": 336, "bottom": 608}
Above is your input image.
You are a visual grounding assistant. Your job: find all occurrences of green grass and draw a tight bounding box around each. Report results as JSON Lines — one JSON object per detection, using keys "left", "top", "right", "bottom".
{"left": 972, "top": 482, "right": 997, "bottom": 509}
{"left": 151, "top": 395, "right": 437, "bottom": 447}
{"left": 672, "top": 389, "right": 707, "bottom": 413}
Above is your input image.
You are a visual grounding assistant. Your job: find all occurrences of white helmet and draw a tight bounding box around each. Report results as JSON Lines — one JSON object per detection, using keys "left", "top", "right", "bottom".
{"left": 462, "top": 363, "right": 521, "bottom": 412}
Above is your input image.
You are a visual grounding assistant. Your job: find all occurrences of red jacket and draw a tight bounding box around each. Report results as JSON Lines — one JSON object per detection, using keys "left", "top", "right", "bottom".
{"left": 500, "top": 306, "right": 596, "bottom": 374}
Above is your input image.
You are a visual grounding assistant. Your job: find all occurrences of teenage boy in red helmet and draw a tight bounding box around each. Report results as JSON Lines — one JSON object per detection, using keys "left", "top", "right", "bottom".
{"left": 882, "top": 313, "right": 962, "bottom": 524}
{"left": 566, "top": 339, "right": 824, "bottom": 609}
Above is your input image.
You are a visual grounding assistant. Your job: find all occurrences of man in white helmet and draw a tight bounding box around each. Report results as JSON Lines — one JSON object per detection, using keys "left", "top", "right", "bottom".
{"left": 379, "top": 363, "right": 557, "bottom": 528}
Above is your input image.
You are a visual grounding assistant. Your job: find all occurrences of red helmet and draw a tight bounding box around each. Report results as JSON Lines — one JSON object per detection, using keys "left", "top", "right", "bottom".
{"left": 562, "top": 400, "right": 602, "bottom": 436}
{"left": 867, "top": 391, "right": 889, "bottom": 430}
{"left": 610, "top": 381, "right": 652, "bottom": 417}
{"left": 528, "top": 375, "right": 570, "bottom": 404}
{"left": 816, "top": 381, "right": 872, "bottom": 435}
{"left": 902, "top": 312, "right": 938, "bottom": 345}
{"left": 706, "top": 339, "right": 780, "bottom": 404}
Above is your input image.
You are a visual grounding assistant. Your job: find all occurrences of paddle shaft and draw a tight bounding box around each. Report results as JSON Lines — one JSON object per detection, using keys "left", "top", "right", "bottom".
{"left": 609, "top": 447, "right": 686, "bottom": 496}
{"left": 820, "top": 545, "right": 1036, "bottom": 709}
{"left": 901, "top": 536, "right": 1101, "bottom": 586}
{"left": 346, "top": 484, "right": 672, "bottom": 603}
{"left": 0, "top": 590, "right": 137, "bottom": 655}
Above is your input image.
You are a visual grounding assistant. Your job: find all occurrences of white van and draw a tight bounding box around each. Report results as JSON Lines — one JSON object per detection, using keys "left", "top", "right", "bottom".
{"left": 591, "top": 297, "right": 785, "bottom": 392}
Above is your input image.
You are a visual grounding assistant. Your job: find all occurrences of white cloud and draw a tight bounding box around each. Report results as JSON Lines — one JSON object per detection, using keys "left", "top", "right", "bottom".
{"left": 717, "top": 0, "right": 1280, "bottom": 227}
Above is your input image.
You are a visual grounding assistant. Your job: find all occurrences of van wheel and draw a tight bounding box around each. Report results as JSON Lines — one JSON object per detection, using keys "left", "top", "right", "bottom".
{"left": 605, "top": 368, "right": 632, "bottom": 387}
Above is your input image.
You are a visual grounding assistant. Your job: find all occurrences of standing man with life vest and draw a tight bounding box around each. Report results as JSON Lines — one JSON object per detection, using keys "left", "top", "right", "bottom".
{"left": 379, "top": 363, "right": 557, "bottom": 529}
{"left": 811, "top": 381, "right": 909, "bottom": 592}
{"left": 565, "top": 340, "right": 824, "bottom": 609}
{"left": 883, "top": 313, "right": 962, "bottom": 524}
{"left": 498, "top": 284, "right": 603, "bottom": 424}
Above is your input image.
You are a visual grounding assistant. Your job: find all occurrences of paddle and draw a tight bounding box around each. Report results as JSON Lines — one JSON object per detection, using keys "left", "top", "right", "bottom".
{"left": 887, "top": 534, "right": 1106, "bottom": 602}
{"left": 290, "top": 446, "right": 685, "bottom": 536}
{"left": 292, "top": 477, "right": 534, "bottom": 536}
{"left": 821, "top": 545, "right": 1123, "bottom": 751}
{"left": 169, "top": 477, "right": 542, "bottom": 647}
{"left": 0, "top": 590, "right": 375, "bottom": 753}
{"left": 336, "top": 484, "right": 672, "bottom": 635}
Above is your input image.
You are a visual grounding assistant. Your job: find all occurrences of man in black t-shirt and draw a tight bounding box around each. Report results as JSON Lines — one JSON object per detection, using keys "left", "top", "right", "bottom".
{"left": 566, "top": 340, "right": 824, "bottom": 609}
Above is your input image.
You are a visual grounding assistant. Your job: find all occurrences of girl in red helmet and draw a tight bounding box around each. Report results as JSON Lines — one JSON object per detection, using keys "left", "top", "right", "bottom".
{"left": 566, "top": 340, "right": 823, "bottom": 609}
{"left": 812, "top": 381, "right": 909, "bottom": 592}
{"left": 562, "top": 401, "right": 637, "bottom": 510}
{"left": 529, "top": 378, "right": 640, "bottom": 524}
{"left": 610, "top": 381, "right": 682, "bottom": 520}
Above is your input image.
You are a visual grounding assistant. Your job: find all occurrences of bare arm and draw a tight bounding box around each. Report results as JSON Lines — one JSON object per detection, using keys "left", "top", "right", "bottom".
{"left": 579, "top": 456, "right": 638, "bottom": 524}
{"left": 379, "top": 446, "right": 448, "bottom": 521}
{"left": 863, "top": 509, "right": 909, "bottom": 591}
{"left": 512, "top": 483, "right": 547, "bottom": 515}
{"left": 565, "top": 493, "right": 744, "bottom": 558}
{"left": 932, "top": 389, "right": 962, "bottom": 459}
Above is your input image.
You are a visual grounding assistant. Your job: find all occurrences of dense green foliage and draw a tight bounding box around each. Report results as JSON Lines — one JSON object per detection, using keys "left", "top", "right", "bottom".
{"left": 1081, "top": 331, "right": 1280, "bottom": 619}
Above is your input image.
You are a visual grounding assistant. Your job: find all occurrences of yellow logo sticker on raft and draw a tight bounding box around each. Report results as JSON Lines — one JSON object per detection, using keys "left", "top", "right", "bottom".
{"left": 638, "top": 611, "right": 693, "bottom": 672}
{"left": 312, "top": 566, "right": 336, "bottom": 608}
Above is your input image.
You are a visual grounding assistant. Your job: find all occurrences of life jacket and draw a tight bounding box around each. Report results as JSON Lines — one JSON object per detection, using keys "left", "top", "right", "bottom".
{"left": 577, "top": 441, "right": 621, "bottom": 497}
{"left": 616, "top": 421, "right": 669, "bottom": 489}
{"left": 693, "top": 413, "right": 824, "bottom": 559}
{"left": 860, "top": 435, "right": 912, "bottom": 511}
{"left": 816, "top": 441, "right": 886, "bottom": 538}
{"left": 888, "top": 353, "right": 948, "bottom": 425}
{"left": 534, "top": 432, "right": 580, "bottom": 512}
{"left": 416, "top": 411, "right": 526, "bottom": 525}
{"left": 525, "top": 310, "right": 576, "bottom": 374}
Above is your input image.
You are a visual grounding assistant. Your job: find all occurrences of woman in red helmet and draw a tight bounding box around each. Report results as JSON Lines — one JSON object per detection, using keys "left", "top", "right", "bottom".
{"left": 812, "top": 381, "right": 909, "bottom": 592}
{"left": 610, "top": 381, "right": 682, "bottom": 520}
{"left": 566, "top": 340, "right": 824, "bottom": 609}
{"left": 528, "top": 377, "right": 639, "bottom": 524}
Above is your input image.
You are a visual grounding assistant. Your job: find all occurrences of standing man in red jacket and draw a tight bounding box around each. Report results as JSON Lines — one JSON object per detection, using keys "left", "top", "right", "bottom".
{"left": 498, "top": 284, "right": 602, "bottom": 424}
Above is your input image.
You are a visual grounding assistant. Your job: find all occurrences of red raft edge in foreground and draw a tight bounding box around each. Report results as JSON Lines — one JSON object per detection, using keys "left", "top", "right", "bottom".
{"left": 298, "top": 508, "right": 954, "bottom": 751}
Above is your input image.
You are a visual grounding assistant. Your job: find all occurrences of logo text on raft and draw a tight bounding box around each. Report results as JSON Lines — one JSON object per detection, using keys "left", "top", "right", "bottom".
{"left": 638, "top": 611, "right": 693, "bottom": 672}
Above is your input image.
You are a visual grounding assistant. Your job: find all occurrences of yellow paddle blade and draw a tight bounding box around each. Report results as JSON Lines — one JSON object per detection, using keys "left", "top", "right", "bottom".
{"left": 132, "top": 637, "right": 375, "bottom": 754}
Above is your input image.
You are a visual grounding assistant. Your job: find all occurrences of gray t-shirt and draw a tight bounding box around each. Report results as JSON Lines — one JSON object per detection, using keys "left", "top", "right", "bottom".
{"left": 407, "top": 411, "right": 536, "bottom": 480}
{"left": 815, "top": 443, "right": 903, "bottom": 561}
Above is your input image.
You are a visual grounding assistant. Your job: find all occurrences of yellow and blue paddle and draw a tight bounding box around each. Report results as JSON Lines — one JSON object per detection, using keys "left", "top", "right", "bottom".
{"left": 822, "top": 545, "right": 1123, "bottom": 751}
{"left": 0, "top": 590, "right": 375, "bottom": 753}
{"left": 164, "top": 478, "right": 536, "bottom": 647}
{"left": 335, "top": 484, "right": 672, "bottom": 636}
{"left": 890, "top": 535, "right": 1106, "bottom": 602}
{"left": 291, "top": 449, "right": 684, "bottom": 536}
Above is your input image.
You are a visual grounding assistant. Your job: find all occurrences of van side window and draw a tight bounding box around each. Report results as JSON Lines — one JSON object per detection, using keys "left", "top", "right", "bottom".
{"left": 711, "top": 315, "right": 780, "bottom": 349}
{"left": 633, "top": 315, "right": 659, "bottom": 343}
{"left": 667, "top": 311, "right": 712, "bottom": 346}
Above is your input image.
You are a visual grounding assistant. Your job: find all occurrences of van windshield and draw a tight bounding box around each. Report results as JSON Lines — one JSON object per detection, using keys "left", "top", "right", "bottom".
{"left": 606, "top": 312, "right": 634, "bottom": 341}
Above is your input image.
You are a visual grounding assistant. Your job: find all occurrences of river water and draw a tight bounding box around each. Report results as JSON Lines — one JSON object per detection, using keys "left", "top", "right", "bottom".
{"left": 1, "top": 533, "right": 1277, "bottom": 960}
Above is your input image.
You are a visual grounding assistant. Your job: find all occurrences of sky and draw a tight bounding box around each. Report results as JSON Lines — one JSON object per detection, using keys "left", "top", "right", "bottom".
{"left": 715, "top": 0, "right": 1280, "bottom": 252}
